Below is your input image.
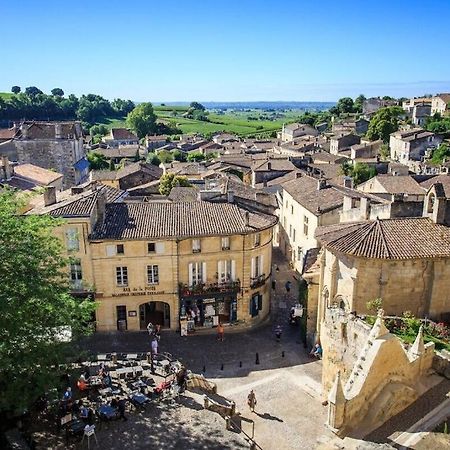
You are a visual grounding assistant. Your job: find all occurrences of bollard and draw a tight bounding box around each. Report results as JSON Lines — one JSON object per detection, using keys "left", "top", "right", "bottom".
{"left": 239, "top": 361, "right": 242, "bottom": 367}
{"left": 221, "top": 363, "right": 224, "bottom": 371}
{"left": 112, "top": 353, "right": 118, "bottom": 364}
{"left": 255, "top": 353, "right": 260, "bottom": 365}
{"left": 203, "top": 365, "right": 206, "bottom": 373}
{"left": 282, "top": 351, "right": 285, "bottom": 358}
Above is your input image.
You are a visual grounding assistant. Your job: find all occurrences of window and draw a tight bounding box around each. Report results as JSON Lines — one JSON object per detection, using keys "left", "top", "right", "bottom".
{"left": 291, "top": 205, "right": 294, "bottom": 215}
{"left": 189, "top": 262, "right": 205, "bottom": 286}
{"left": 70, "top": 259, "right": 82, "bottom": 286}
{"left": 297, "top": 247, "right": 303, "bottom": 261}
{"left": 221, "top": 236, "right": 230, "bottom": 250}
{"left": 116, "top": 244, "right": 124, "bottom": 254}
{"left": 254, "top": 233, "right": 261, "bottom": 247}
{"left": 283, "top": 217, "right": 287, "bottom": 228}
{"left": 147, "top": 265, "right": 159, "bottom": 284}
{"left": 148, "top": 242, "right": 156, "bottom": 253}
{"left": 303, "top": 215, "right": 309, "bottom": 236}
{"left": 66, "top": 228, "right": 79, "bottom": 251}
{"left": 289, "top": 224, "right": 292, "bottom": 238}
{"left": 218, "top": 260, "right": 235, "bottom": 283}
{"left": 116, "top": 266, "right": 128, "bottom": 286}
{"left": 293, "top": 228, "right": 296, "bottom": 242}
{"left": 192, "top": 239, "right": 201, "bottom": 253}
{"left": 252, "top": 255, "right": 263, "bottom": 279}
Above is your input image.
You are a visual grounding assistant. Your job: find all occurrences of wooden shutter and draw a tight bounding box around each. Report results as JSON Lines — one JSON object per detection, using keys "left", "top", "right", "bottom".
{"left": 259, "top": 255, "right": 264, "bottom": 276}
{"left": 188, "top": 263, "right": 193, "bottom": 286}
{"left": 202, "top": 262, "right": 207, "bottom": 283}
{"left": 231, "top": 260, "right": 236, "bottom": 281}
{"left": 251, "top": 257, "right": 255, "bottom": 279}
{"left": 155, "top": 242, "right": 164, "bottom": 254}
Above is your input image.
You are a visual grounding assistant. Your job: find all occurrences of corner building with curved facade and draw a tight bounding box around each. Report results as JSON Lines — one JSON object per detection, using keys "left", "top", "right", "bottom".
{"left": 29, "top": 184, "right": 277, "bottom": 332}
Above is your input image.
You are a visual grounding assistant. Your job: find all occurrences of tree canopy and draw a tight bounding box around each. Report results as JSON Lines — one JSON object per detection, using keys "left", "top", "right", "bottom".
{"left": 187, "top": 151, "right": 205, "bottom": 162}
{"left": 430, "top": 143, "right": 450, "bottom": 165}
{"left": 159, "top": 173, "right": 191, "bottom": 195}
{"left": 340, "top": 161, "right": 377, "bottom": 185}
{"left": 0, "top": 190, "right": 95, "bottom": 415}
{"left": 190, "top": 101, "right": 206, "bottom": 111}
{"left": 51, "top": 88, "right": 64, "bottom": 97}
{"left": 366, "top": 106, "right": 404, "bottom": 142}
{"left": 425, "top": 113, "right": 450, "bottom": 135}
{"left": 87, "top": 151, "right": 109, "bottom": 170}
{"left": 126, "top": 102, "right": 157, "bottom": 139}
{"left": 0, "top": 86, "right": 134, "bottom": 127}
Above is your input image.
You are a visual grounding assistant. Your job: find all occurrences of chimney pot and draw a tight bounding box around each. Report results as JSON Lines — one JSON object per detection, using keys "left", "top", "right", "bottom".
{"left": 44, "top": 186, "right": 57, "bottom": 207}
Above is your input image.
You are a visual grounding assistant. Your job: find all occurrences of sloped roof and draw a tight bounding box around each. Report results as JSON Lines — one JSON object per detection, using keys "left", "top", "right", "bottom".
{"left": 419, "top": 174, "right": 450, "bottom": 198}
{"left": 29, "top": 184, "right": 125, "bottom": 217}
{"left": 358, "top": 175, "right": 425, "bottom": 196}
{"left": 110, "top": 128, "right": 138, "bottom": 141}
{"left": 0, "top": 128, "right": 17, "bottom": 140}
{"left": 316, "top": 218, "right": 450, "bottom": 259}
{"left": 92, "top": 202, "right": 278, "bottom": 240}
{"left": 168, "top": 186, "right": 199, "bottom": 202}
{"left": 13, "top": 163, "right": 63, "bottom": 185}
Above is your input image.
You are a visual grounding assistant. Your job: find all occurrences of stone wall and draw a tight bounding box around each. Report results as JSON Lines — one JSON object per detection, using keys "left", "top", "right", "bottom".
{"left": 323, "top": 310, "right": 436, "bottom": 436}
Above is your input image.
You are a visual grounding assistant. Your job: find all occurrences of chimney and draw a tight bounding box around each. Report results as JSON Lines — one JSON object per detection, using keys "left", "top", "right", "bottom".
{"left": 343, "top": 176, "right": 353, "bottom": 189}
{"left": 1, "top": 156, "right": 12, "bottom": 180}
{"left": 71, "top": 186, "right": 84, "bottom": 195}
{"left": 244, "top": 211, "right": 250, "bottom": 226}
{"left": 44, "top": 186, "right": 57, "bottom": 206}
{"left": 296, "top": 172, "right": 302, "bottom": 178}
{"left": 267, "top": 161, "right": 272, "bottom": 171}
{"left": 96, "top": 189, "right": 107, "bottom": 225}
{"left": 317, "top": 178, "right": 327, "bottom": 190}
{"left": 55, "top": 123, "right": 62, "bottom": 139}
{"left": 227, "top": 191, "right": 234, "bottom": 203}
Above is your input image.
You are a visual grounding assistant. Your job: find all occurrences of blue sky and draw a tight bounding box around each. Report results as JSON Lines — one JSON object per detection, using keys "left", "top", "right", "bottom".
{"left": 1, "top": 0, "right": 449, "bottom": 102}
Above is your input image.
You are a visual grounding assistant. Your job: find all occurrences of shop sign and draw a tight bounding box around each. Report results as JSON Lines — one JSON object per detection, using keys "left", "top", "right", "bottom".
{"left": 112, "top": 286, "right": 165, "bottom": 297}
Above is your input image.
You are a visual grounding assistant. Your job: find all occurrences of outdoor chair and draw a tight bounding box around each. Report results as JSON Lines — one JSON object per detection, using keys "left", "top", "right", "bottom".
{"left": 81, "top": 425, "right": 98, "bottom": 449}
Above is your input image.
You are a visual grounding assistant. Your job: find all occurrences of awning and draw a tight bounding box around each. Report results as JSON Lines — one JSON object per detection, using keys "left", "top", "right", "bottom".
{"left": 74, "top": 157, "right": 89, "bottom": 172}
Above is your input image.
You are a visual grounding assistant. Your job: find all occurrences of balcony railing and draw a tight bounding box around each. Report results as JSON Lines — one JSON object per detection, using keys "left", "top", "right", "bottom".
{"left": 70, "top": 280, "right": 94, "bottom": 293}
{"left": 179, "top": 280, "right": 241, "bottom": 297}
{"left": 250, "top": 274, "right": 266, "bottom": 289}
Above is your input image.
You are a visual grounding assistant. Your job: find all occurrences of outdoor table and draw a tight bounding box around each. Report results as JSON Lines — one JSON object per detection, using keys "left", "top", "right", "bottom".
{"left": 70, "top": 418, "right": 85, "bottom": 434}
{"left": 89, "top": 376, "right": 102, "bottom": 386}
{"left": 98, "top": 404, "right": 118, "bottom": 420}
{"left": 130, "top": 392, "right": 150, "bottom": 406}
{"left": 131, "top": 380, "right": 147, "bottom": 389}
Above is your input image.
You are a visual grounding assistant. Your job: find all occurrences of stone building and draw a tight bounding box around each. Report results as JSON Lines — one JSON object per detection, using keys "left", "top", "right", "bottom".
{"left": 102, "top": 128, "right": 139, "bottom": 147}
{"left": 28, "top": 183, "right": 277, "bottom": 332}
{"left": 314, "top": 217, "right": 450, "bottom": 326}
{"left": 4, "top": 121, "right": 87, "bottom": 188}
{"left": 329, "top": 134, "right": 361, "bottom": 155}
{"left": 431, "top": 93, "right": 450, "bottom": 116}
{"left": 280, "top": 123, "right": 318, "bottom": 142}
{"left": 389, "top": 129, "right": 442, "bottom": 165}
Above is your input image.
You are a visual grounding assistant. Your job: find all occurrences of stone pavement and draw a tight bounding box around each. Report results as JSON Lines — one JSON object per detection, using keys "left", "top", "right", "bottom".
{"left": 77, "top": 248, "right": 332, "bottom": 449}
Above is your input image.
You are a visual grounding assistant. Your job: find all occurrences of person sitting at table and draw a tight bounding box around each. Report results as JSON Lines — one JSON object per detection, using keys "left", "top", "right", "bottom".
{"left": 98, "top": 363, "right": 106, "bottom": 377}
{"left": 77, "top": 375, "right": 89, "bottom": 391}
{"left": 79, "top": 403, "right": 89, "bottom": 420}
{"left": 117, "top": 398, "right": 127, "bottom": 421}
{"left": 63, "top": 387, "right": 72, "bottom": 401}
{"left": 102, "top": 371, "right": 112, "bottom": 388}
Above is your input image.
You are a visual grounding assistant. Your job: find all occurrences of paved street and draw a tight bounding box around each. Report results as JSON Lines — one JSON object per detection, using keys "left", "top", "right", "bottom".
{"left": 79, "top": 249, "right": 331, "bottom": 449}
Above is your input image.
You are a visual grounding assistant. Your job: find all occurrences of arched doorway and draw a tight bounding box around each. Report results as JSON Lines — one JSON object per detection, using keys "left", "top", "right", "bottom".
{"left": 139, "top": 301, "right": 170, "bottom": 330}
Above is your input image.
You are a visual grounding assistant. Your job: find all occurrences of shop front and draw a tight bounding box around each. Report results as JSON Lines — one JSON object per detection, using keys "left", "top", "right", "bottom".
{"left": 178, "top": 281, "right": 240, "bottom": 335}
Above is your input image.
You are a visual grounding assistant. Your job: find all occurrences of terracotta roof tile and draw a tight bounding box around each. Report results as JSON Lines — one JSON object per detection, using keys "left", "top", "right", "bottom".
{"left": 92, "top": 202, "right": 277, "bottom": 240}
{"left": 316, "top": 218, "right": 450, "bottom": 259}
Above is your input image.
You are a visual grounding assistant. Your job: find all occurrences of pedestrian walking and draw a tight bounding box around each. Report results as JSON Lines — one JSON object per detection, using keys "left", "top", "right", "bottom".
{"left": 247, "top": 390, "right": 257, "bottom": 412}
{"left": 275, "top": 325, "right": 282, "bottom": 342}
{"left": 151, "top": 336, "right": 158, "bottom": 355}
{"left": 285, "top": 280, "right": 292, "bottom": 293}
{"left": 217, "top": 322, "right": 224, "bottom": 341}
{"left": 272, "top": 279, "right": 276, "bottom": 290}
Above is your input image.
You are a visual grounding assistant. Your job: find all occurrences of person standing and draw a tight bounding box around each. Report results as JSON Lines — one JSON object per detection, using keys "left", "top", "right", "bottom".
{"left": 217, "top": 322, "right": 224, "bottom": 342}
{"left": 247, "top": 390, "right": 257, "bottom": 412}
{"left": 275, "top": 325, "right": 282, "bottom": 342}
{"left": 272, "top": 279, "right": 276, "bottom": 290}
{"left": 285, "top": 280, "right": 292, "bottom": 293}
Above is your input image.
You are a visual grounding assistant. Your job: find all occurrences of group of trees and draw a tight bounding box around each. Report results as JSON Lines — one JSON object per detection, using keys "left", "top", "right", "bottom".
{"left": 0, "top": 190, "right": 95, "bottom": 415}
{"left": 0, "top": 86, "right": 135, "bottom": 127}
{"left": 159, "top": 173, "right": 191, "bottom": 195}
{"left": 425, "top": 113, "right": 450, "bottom": 135}
{"left": 340, "top": 161, "right": 377, "bottom": 185}
{"left": 366, "top": 106, "right": 404, "bottom": 142}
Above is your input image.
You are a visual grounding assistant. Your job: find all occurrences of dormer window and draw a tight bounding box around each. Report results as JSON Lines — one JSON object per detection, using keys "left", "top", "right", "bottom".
{"left": 221, "top": 236, "right": 230, "bottom": 251}
{"left": 192, "top": 239, "right": 201, "bottom": 253}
